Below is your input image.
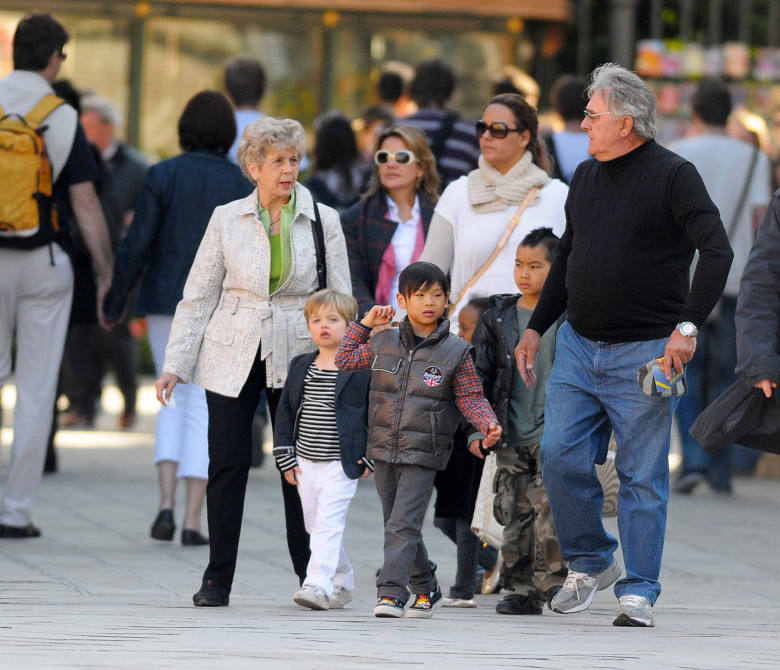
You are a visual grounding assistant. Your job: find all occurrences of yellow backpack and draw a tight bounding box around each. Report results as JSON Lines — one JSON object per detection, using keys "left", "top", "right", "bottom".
{"left": 0, "top": 94, "right": 65, "bottom": 248}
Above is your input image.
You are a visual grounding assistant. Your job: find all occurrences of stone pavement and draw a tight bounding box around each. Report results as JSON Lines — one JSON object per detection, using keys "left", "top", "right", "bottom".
{"left": 1, "top": 381, "right": 780, "bottom": 669}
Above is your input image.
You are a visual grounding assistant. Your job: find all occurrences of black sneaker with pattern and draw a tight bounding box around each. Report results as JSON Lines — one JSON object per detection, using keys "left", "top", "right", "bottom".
{"left": 373, "top": 596, "right": 405, "bottom": 618}
{"left": 406, "top": 585, "right": 443, "bottom": 619}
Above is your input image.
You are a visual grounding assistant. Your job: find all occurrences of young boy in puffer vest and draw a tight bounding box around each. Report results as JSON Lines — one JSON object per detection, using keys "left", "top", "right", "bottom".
{"left": 335, "top": 261, "right": 501, "bottom": 619}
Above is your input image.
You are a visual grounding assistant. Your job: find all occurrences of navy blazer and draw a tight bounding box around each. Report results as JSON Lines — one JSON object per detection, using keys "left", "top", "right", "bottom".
{"left": 273, "top": 351, "right": 372, "bottom": 479}
{"left": 341, "top": 190, "right": 436, "bottom": 316}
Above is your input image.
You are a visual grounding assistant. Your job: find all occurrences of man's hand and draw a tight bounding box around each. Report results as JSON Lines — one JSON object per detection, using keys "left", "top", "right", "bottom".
{"left": 663, "top": 329, "right": 697, "bottom": 380}
{"left": 468, "top": 439, "right": 485, "bottom": 459}
{"left": 361, "top": 305, "right": 395, "bottom": 329}
{"left": 755, "top": 380, "right": 776, "bottom": 398}
{"left": 359, "top": 459, "right": 373, "bottom": 478}
{"left": 284, "top": 466, "right": 302, "bottom": 486}
{"left": 515, "top": 329, "right": 541, "bottom": 387}
{"left": 482, "top": 422, "right": 502, "bottom": 448}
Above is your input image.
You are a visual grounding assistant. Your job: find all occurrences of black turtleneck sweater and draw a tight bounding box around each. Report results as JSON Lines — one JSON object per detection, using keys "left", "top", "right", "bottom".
{"left": 528, "top": 140, "right": 733, "bottom": 343}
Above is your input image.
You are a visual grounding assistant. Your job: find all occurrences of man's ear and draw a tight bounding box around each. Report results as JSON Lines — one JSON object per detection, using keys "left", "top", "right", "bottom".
{"left": 619, "top": 114, "right": 635, "bottom": 138}
{"left": 397, "top": 293, "right": 406, "bottom": 309}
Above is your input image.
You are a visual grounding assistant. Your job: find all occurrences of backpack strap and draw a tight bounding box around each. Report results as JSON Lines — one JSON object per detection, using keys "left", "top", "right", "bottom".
{"left": 23, "top": 94, "right": 66, "bottom": 128}
{"left": 311, "top": 203, "right": 327, "bottom": 291}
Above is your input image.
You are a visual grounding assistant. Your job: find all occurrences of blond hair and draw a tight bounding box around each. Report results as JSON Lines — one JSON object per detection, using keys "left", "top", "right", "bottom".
{"left": 304, "top": 289, "right": 358, "bottom": 324}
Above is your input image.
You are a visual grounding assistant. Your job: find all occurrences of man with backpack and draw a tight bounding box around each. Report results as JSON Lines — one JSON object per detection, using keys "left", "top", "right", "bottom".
{"left": 0, "top": 13, "right": 113, "bottom": 537}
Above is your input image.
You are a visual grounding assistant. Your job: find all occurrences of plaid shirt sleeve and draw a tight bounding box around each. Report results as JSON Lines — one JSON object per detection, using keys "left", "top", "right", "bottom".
{"left": 452, "top": 354, "right": 498, "bottom": 436}
{"left": 335, "top": 321, "right": 373, "bottom": 371}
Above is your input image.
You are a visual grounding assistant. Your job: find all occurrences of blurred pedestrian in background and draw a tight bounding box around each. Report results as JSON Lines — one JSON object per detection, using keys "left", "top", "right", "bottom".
{"left": 102, "top": 90, "right": 253, "bottom": 547}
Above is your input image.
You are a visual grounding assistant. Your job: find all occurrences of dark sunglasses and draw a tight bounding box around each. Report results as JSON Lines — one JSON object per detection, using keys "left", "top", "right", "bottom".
{"left": 374, "top": 149, "right": 417, "bottom": 165}
{"left": 475, "top": 120, "right": 523, "bottom": 139}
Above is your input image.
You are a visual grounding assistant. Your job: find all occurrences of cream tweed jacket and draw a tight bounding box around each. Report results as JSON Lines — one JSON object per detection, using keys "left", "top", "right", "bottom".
{"left": 162, "top": 183, "right": 351, "bottom": 397}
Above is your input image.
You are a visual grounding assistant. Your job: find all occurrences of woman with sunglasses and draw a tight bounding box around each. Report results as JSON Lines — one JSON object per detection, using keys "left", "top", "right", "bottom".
{"left": 341, "top": 124, "right": 440, "bottom": 317}
{"left": 419, "top": 93, "right": 568, "bottom": 327}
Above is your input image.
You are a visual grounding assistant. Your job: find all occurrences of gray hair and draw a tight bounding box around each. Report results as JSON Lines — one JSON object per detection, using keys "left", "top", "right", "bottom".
{"left": 237, "top": 117, "right": 307, "bottom": 182}
{"left": 587, "top": 63, "right": 656, "bottom": 141}
{"left": 80, "top": 94, "right": 122, "bottom": 127}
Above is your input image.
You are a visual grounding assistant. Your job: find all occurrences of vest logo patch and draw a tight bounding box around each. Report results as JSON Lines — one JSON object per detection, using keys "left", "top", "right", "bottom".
{"left": 422, "top": 366, "right": 443, "bottom": 387}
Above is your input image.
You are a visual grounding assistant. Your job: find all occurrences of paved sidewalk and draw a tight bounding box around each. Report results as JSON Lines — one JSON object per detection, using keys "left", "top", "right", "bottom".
{"left": 1, "top": 382, "right": 780, "bottom": 669}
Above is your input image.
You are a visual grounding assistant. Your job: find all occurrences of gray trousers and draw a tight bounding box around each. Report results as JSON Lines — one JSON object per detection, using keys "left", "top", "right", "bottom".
{"left": 374, "top": 460, "right": 438, "bottom": 603}
{"left": 0, "top": 245, "right": 73, "bottom": 526}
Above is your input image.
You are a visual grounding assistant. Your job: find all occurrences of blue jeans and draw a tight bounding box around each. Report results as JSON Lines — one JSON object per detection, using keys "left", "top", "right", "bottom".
{"left": 541, "top": 322, "right": 679, "bottom": 604}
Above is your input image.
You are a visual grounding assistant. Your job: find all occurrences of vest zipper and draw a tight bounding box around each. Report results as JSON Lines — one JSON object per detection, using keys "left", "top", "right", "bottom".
{"left": 392, "top": 348, "right": 415, "bottom": 455}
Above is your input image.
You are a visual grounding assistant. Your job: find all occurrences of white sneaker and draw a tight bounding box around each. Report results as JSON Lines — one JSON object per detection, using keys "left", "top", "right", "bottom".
{"left": 293, "top": 584, "right": 329, "bottom": 611}
{"left": 613, "top": 594, "right": 655, "bottom": 627}
{"left": 551, "top": 561, "right": 621, "bottom": 614}
{"left": 441, "top": 596, "right": 476, "bottom": 608}
{"left": 329, "top": 585, "right": 354, "bottom": 609}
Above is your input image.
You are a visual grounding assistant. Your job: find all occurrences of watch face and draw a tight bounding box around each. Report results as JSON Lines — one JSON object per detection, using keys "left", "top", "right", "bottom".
{"left": 680, "top": 323, "right": 695, "bottom": 336}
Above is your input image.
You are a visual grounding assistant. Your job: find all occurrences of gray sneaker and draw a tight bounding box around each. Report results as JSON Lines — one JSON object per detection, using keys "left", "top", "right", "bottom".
{"left": 293, "top": 584, "right": 329, "bottom": 611}
{"left": 551, "top": 561, "right": 621, "bottom": 614}
{"left": 329, "top": 585, "right": 354, "bottom": 609}
{"left": 613, "top": 594, "right": 655, "bottom": 627}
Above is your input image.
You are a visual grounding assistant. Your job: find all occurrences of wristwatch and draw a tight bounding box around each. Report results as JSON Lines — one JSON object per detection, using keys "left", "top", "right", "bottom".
{"left": 676, "top": 321, "right": 698, "bottom": 337}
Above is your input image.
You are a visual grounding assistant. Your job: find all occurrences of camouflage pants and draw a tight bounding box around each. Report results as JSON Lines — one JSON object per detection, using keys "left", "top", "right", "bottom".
{"left": 493, "top": 443, "right": 567, "bottom": 599}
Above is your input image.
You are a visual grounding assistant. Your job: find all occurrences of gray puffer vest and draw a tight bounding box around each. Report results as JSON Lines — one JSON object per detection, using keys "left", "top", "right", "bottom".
{"left": 367, "top": 318, "right": 472, "bottom": 470}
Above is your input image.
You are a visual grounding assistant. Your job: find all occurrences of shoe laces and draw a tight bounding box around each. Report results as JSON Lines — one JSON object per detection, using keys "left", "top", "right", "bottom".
{"left": 561, "top": 569, "right": 598, "bottom": 597}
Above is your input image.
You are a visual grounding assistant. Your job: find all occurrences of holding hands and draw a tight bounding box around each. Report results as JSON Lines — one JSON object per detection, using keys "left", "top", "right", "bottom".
{"left": 467, "top": 422, "right": 503, "bottom": 459}
{"left": 361, "top": 305, "right": 395, "bottom": 329}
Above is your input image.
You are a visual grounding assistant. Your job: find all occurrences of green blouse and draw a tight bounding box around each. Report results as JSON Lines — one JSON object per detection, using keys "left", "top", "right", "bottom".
{"left": 257, "top": 190, "right": 296, "bottom": 294}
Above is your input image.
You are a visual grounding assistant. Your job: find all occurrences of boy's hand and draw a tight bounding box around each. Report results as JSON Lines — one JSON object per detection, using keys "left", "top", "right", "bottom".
{"left": 361, "top": 305, "right": 395, "bottom": 329}
{"left": 359, "top": 459, "right": 373, "bottom": 478}
{"left": 468, "top": 439, "right": 486, "bottom": 459}
{"left": 283, "top": 466, "right": 302, "bottom": 486}
{"left": 515, "top": 329, "right": 540, "bottom": 387}
{"left": 482, "top": 422, "right": 502, "bottom": 448}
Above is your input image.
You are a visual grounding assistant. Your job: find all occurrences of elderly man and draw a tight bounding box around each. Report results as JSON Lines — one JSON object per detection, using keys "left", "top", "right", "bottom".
{"left": 515, "top": 64, "right": 733, "bottom": 627}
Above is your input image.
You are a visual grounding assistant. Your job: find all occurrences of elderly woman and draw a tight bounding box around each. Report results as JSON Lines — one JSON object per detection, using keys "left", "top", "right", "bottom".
{"left": 419, "top": 93, "right": 568, "bottom": 328}
{"left": 103, "top": 90, "right": 252, "bottom": 547}
{"left": 154, "top": 117, "right": 351, "bottom": 607}
{"left": 341, "top": 124, "right": 439, "bottom": 317}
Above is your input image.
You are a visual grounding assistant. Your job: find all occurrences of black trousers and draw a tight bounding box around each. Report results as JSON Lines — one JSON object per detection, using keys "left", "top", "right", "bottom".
{"left": 202, "top": 345, "right": 310, "bottom": 590}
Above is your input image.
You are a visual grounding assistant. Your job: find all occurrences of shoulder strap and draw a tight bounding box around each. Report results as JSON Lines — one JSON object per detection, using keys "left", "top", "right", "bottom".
{"left": 448, "top": 186, "right": 539, "bottom": 314}
{"left": 727, "top": 146, "right": 760, "bottom": 240}
{"left": 311, "top": 203, "right": 327, "bottom": 291}
{"left": 24, "top": 94, "right": 66, "bottom": 128}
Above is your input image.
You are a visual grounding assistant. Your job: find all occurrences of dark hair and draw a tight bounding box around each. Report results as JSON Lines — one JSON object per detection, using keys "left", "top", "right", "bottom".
{"left": 359, "top": 105, "right": 394, "bottom": 129}
{"left": 398, "top": 261, "right": 449, "bottom": 297}
{"left": 551, "top": 74, "right": 588, "bottom": 122}
{"left": 692, "top": 78, "right": 732, "bottom": 127}
{"left": 464, "top": 296, "right": 492, "bottom": 315}
{"left": 312, "top": 110, "right": 359, "bottom": 183}
{"left": 485, "top": 93, "right": 550, "bottom": 173}
{"left": 492, "top": 78, "right": 520, "bottom": 96}
{"left": 378, "top": 71, "right": 404, "bottom": 104}
{"left": 409, "top": 59, "right": 455, "bottom": 108}
{"left": 178, "top": 90, "right": 237, "bottom": 154}
{"left": 13, "top": 13, "right": 69, "bottom": 71}
{"left": 519, "top": 227, "right": 560, "bottom": 262}
{"left": 223, "top": 55, "right": 267, "bottom": 107}
{"left": 51, "top": 79, "right": 80, "bottom": 115}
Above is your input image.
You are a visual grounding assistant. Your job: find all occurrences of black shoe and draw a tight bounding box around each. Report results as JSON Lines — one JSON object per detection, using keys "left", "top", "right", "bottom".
{"left": 0, "top": 523, "right": 41, "bottom": 538}
{"left": 495, "top": 593, "right": 543, "bottom": 615}
{"left": 193, "top": 579, "right": 230, "bottom": 607}
{"left": 545, "top": 585, "right": 562, "bottom": 611}
{"left": 674, "top": 471, "right": 704, "bottom": 494}
{"left": 150, "top": 509, "right": 175, "bottom": 541}
{"left": 181, "top": 529, "right": 209, "bottom": 546}
{"left": 407, "top": 585, "right": 443, "bottom": 619}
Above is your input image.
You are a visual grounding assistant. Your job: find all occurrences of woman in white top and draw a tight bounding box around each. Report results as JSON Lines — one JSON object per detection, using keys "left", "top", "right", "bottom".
{"left": 420, "top": 93, "right": 568, "bottom": 328}
{"left": 341, "top": 124, "right": 439, "bottom": 317}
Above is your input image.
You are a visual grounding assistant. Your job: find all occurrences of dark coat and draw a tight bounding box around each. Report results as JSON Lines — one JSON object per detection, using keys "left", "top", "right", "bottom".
{"left": 103, "top": 150, "right": 252, "bottom": 320}
{"left": 273, "top": 351, "right": 372, "bottom": 479}
{"left": 341, "top": 190, "right": 436, "bottom": 316}
{"left": 735, "top": 189, "right": 780, "bottom": 388}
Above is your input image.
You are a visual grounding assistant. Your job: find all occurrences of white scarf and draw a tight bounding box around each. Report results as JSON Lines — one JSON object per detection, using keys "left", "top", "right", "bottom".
{"left": 468, "top": 151, "right": 550, "bottom": 214}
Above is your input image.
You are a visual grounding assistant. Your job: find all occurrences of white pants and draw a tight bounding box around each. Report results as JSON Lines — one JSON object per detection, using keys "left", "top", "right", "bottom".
{"left": 146, "top": 315, "right": 208, "bottom": 480}
{"left": 297, "top": 457, "right": 358, "bottom": 595}
{"left": 0, "top": 245, "right": 73, "bottom": 526}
